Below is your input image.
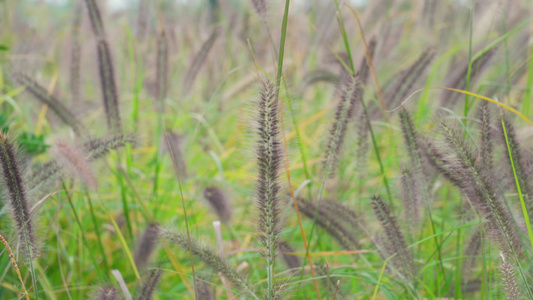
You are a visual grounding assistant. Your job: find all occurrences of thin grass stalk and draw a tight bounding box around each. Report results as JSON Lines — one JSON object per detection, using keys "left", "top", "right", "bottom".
{"left": 270, "top": 5, "right": 320, "bottom": 291}
{"left": 136, "top": 268, "right": 162, "bottom": 300}
{"left": 501, "top": 119, "right": 533, "bottom": 251}
{"left": 85, "top": 191, "right": 110, "bottom": 275}
{"left": 70, "top": 2, "right": 82, "bottom": 103}
{"left": 277, "top": 84, "right": 321, "bottom": 298}
{"left": 0, "top": 233, "right": 30, "bottom": 300}
{"left": 165, "top": 133, "right": 197, "bottom": 299}
{"left": 463, "top": 3, "right": 475, "bottom": 122}
{"left": 155, "top": 29, "right": 168, "bottom": 114}
{"left": 500, "top": 114, "right": 532, "bottom": 215}
{"left": 63, "top": 184, "right": 105, "bottom": 280}
{"left": 0, "top": 134, "right": 36, "bottom": 261}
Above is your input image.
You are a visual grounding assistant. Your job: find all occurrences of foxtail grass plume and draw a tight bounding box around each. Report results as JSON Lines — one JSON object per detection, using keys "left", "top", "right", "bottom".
{"left": 95, "top": 286, "right": 118, "bottom": 300}
{"left": 255, "top": 78, "right": 283, "bottom": 298}
{"left": 136, "top": 0, "right": 149, "bottom": 41}
{"left": 296, "top": 198, "right": 359, "bottom": 249}
{"left": 183, "top": 27, "right": 220, "bottom": 96}
{"left": 422, "top": 139, "right": 465, "bottom": 187}
{"left": 462, "top": 228, "right": 482, "bottom": 281}
{"left": 251, "top": 0, "right": 267, "bottom": 17}
{"left": 371, "top": 195, "right": 414, "bottom": 281}
{"left": 136, "top": 268, "right": 162, "bottom": 300}
{"left": 324, "top": 75, "right": 362, "bottom": 177}
{"left": 134, "top": 223, "right": 160, "bottom": 270}
{"left": 96, "top": 39, "right": 122, "bottom": 134}
{"left": 0, "top": 134, "right": 37, "bottom": 261}
{"left": 53, "top": 141, "right": 97, "bottom": 190}
{"left": 163, "top": 230, "right": 259, "bottom": 299}
{"left": 399, "top": 108, "right": 426, "bottom": 223}
{"left": 203, "top": 186, "right": 233, "bottom": 223}
{"left": 9, "top": 72, "right": 86, "bottom": 136}
{"left": 163, "top": 131, "right": 187, "bottom": 180}
{"left": 320, "top": 198, "right": 363, "bottom": 233}
{"left": 385, "top": 48, "right": 435, "bottom": 109}
{"left": 358, "top": 37, "right": 377, "bottom": 86}
{"left": 479, "top": 101, "right": 494, "bottom": 173}
{"left": 195, "top": 277, "right": 215, "bottom": 300}
{"left": 499, "top": 254, "right": 521, "bottom": 300}
{"left": 278, "top": 240, "right": 301, "bottom": 271}
{"left": 84, "top": 0, "right": 105, "bottom": 38}
{"left": 28, "top": 135, "right": 134, "bottom": 190}
{"left": 400, "top": 169, "right": 419, "bottom": 229}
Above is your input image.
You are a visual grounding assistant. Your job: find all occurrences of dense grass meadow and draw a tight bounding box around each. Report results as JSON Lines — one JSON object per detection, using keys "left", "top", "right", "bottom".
{"left": 2, "top": 0, "right": 533, "bottom": 298}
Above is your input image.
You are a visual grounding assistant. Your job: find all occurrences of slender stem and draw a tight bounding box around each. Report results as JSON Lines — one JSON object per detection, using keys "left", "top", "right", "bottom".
{"left": 463, "top": 1, "right": 474, "bottom": 124}
{"left": 165, "top": 134, "right": 197, "bottom": 299}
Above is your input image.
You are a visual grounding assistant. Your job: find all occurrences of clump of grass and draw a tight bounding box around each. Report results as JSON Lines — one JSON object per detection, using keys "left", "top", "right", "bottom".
{"left": 134, "top": 223, "right": 160, "bottom": 271}
{"left": 202, "top": 186, "right": 233, "bottom": 223}
{"left": 136, "top": 268, "right": 162, "bottom": 300}
{"left": 0, "top": 133, "right": 37, "bottom": 261}
{"left": 9, "top": 72, "right": 86, "bottom": 136}
{"left": 163, "top": 230, "right": 259, "bottom": 299}
{"left": 437, "top": 122, "right": 523, "bottom": 257}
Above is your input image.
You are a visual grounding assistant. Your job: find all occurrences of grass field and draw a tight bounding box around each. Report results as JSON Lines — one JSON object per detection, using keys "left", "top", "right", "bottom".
{"left": 1, "top": 0, "right": 533, "bottom": 299}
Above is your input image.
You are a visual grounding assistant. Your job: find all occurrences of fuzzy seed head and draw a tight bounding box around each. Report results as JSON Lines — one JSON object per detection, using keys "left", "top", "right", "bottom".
{"left": 203, "top": 186, "right": 233, "bottom": 223}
